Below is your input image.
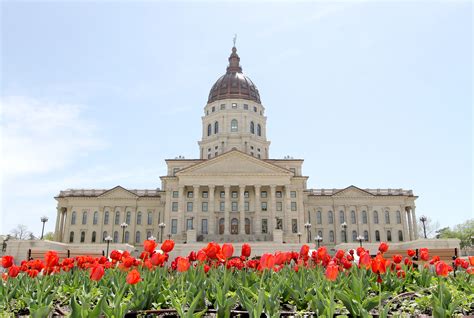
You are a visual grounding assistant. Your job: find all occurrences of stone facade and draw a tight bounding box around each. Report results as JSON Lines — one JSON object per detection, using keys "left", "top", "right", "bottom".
{"left": 54, "top": 46, "right": 417, "bottom": 248}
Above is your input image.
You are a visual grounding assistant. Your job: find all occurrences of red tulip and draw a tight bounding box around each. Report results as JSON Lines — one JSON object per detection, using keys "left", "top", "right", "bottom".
{"left": 8, "top": 265, "right": 20, "bottom": 278}
{"left": 419, "top": 248, "right": 429, "bottom": 261}
{"left": 143, "top": 240, "right": 158, "bottom": 254}
{"left": 1, "top": 256, "right": 13, "bottom": 268}
{"left": 325, "top": 261, "right": 339, "bottom": 281}
{"left": 44, "top": 251, "right": 59, "bottom": 267}
{"left": 397, "top": 269, "right": 406, "bottom": 278}
{"left": 392, "top": 254, "right": 403, "bottom": 264}
{"left": 371, "top": 254, "right": 388, "bottom": 275}
{"left": 196, "top": 250, "right": 207, "bottom": 262}
{"left": 258, "top": 253, "right": 275, "bottom": 271}
{"left": 27, "top": 269, "right": 39, "bottom": 278}
{"left": 203, "top": 242, "right": 221, "bottom": 259}
{"left": 378, "top": 242, "right": 389, "bottom": 254}
{"left": 335, "top": 249, "right": 345, "bottom": 259}
{"left": 90, "top": 264, "right": 105, "bottom": 281}
{"left": 359, "top": 251, "right": 371, "bottom": 269}
{"left": 176, "top": 257, "right": 191, "bottom": 272}
{"left": 407, "top": 249, "right": 416, "bottom": 258}
{"left": 435, "top": 261, "right": 451, "bottom": 277}
{"left": 151, "top": 252, "right": 167, "bottom": 266}
{"left": 110, "top": 250, "right": 122, "bottom": 261}
{"left": 241, "top": 243, "right": 251, "bottom": 258}
{"left": 161, "top": 240, "right": 175, "bottom": 253}
{"left": 222, "top": 243, "right": 234, "bottom": 259}
{"left": 126, "top": 269, "right": 141, "bottom": 284}
{"left": 469, "top": 256, "right": 474, "bottom": 266}
{"left": 203, "top": 264, "right": 210, "bottom": 273}
{"left": 300, "top": 245, "right": 310, "bottom": 258}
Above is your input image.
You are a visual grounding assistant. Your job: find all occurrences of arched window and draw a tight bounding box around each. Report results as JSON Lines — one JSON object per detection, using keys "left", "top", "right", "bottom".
{"left": 375, "top": 230, "right": 380, "bottom": 242}
{"left": 364, "top": 230, "right": 369, "bottom": 241}
{"left": 387, "top": 230, "right": 392, "bottom": 242}
{"left": 102, "top": 231, "right": 107, "bottom": 241}
{"left": 147, "top": 212, "right": 153, "bottom": 225}
{"left": 93, "top": 211, "right": 98, "bottom": 225}
{"left": 115, "top": 211, "right": 120, "bottom": 225}
{"left": 362, "top": 211, "right": 367, "bottom": 224}
{"left": 352, "top": 230, "right": 357, "bottom": 242}
{"left": 318, "top": 230, "right": 323, "bottom": 238}
{"left": 385, "top": 211, "right": 390, "bottom": 224}
{"left": 257, "top": 124, "right": 261, "bottom": 136}
{"left": 245, "top": 218, "right": 250, "bottom": 234}
{"left": 316, "top": 211, "right": 322, "bottom": 224}
{"left": 329, "top": 230, "right": 334, "bottom": 242}
{"left": 113, "top": 231, "right": 119, "bottom": 243}
{"left": 231, "top": 119, "right": 238, "bottom": 132}
{"left": 82, "top": 212, "right": 87, "bottom": 225}
{"left": 396, "top": 211, "right": 401, "bottom": 224}
{"left": 351, "top": 210, "right": 356, "bottom": 224}
{"left": 328, "top": 211, "right": 333, "bottom": 224}
{"left": 137, "top": 212, "right": 142, "bottom": 225}
{"left": 91, "top": 231, "right": 96, "bottom": 243}
{"left": 250, "top": 121, "right": 255, "bottom": 134}
{"left": 71, "top": 211, "right": 76, "bottom": 225}
{"left": 341, "top": 231, "right": 347, "bottom": 242}
{"left": 398, "top": 230, "right": 403, "bottom": 241}
{"left": 231, "top": 218, "right": 239, "bottom": 234}
{"left": 219, "top": 218, "right": 225, "bottom": 234}
{"left": 69, "top": 231, "right": 74, "bottom": 243}
{"left": 124, "top": 231, "right": 129, "bottom": 243}
{"left": 339, "top": 211, "right": 345, "bottom": 223}
{"left": 374, "top": 211, "right": 379, "bottom": 224}
{"left": 207, "top": 124, "right": 212, "bottom": 136}
{"left": 135, "top": 231, "right": 141, "bottom": 243}
{"left": 126, "top": 211, "right": 131, "bottom": 225}
{"left": 214, "top": 121, "right": 219, "bottom": 134}
{"left": 104, "top": 211, "right": 109, "bottom": 225}
{"left": 147, "top": 231, "right": 152, "bottom": 240}
{"left": 80, "top": 231, "right": 85, "bottom": 243}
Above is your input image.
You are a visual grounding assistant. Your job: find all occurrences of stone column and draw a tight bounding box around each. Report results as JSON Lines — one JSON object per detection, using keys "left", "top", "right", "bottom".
{"left": 269, "top": 185, "right": 277, "bottom": 232}
{"left": 254, "top": 185, "right": 261, "bottom": 234}
{"left": 54, "top": 207, "right": 61, "bottom": 241}
{"left": 400, "top": 205, "right": 409, "bottom": 241}
{"left": 178, "top": 186, "right": 185, "bottom": 236}
{"left": 208, "top": 185, "right": 215, "bottom": 235}
{"left": 284, "top": 185, "right": 292, "bottom": 233}
{"left": 193, "top": 185, "right": 200, "bottom": 231}
{"left": 239, "top": 185, "right": 246, "bottom": 234}
{"left": 224, "top": 185, "right": 230, "bottom": 235}
{"left": 367, "top": 206, "right": 373, "bottom": 243}
{"left": 406, "top": 207, "right": 413, "bottom": 241}
{"left": 411, "top": 206, "right": 418, "bottom": 240}
{"left": 165, "top": 189, "right": 172, "bottom": 238}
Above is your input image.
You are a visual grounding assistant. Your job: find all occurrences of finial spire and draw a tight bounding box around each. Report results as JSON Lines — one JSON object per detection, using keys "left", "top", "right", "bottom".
{"left": 233, "top": 34, "right": 237, "bottom": 47}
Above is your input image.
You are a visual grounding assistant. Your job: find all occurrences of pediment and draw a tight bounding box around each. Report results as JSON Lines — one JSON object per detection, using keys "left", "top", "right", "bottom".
{"left": 332, "top": 186, "right": 375, "bottom": 198}
{"left": 177, "top": 150, "right": 292, "bottom": 176}
{"left": 98, "top": 186, "right": 138, "bottom": 199}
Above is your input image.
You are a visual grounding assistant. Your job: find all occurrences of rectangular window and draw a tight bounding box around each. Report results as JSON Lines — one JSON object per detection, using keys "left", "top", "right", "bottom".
{"left": 187, "top": 219, "right": 193, "bottom": 230}
{"left": 244, "top": 201, "right": 249, "bottom": 212}
{"left": 202, "top": 202, "right": 208, "bottom": 212}
{"left": 172, "top": 191, "right": 179, "bottom": 198}
{"left": 261, "top": 202, "right": 267, "bottom": 211}
{"left": 202, "top": 219, "right": 208, "bottom": 234}
{"left": 220, "top": 201, "right": 225, "bottom": 212}
{"left": 244, "top": 104, "right": 248, "bottom": 110}
{"left": 276, "top": 202, "right": 282, "bottom": 211}
{"left": 262, "top": 219, "right": 268, "bottom": 233}
{"left": 290, "top": 191, "right": 297, "bottom": 198}
{"left": 254, "top": 106, "right": 257, "bottom": 112}
{"left": 212, "top": 106, "right": 215, "bottom": 112}
{"left": 232, "top": 202, "right": 238, "bottom": 212}
{"left": 220, "top": 191, "right": 225, "bottom": 198}
{"left": 171, "top": 219, "right": 177, "bottom": 234}
{"left": 173, "top": 168, "right": 179, "bottom": 176}
{"left": 202, "top": 191, "right": 208, "bottom": 198}
{"left": 276, "top": 191, "right": 282, "bottom": 198}
{"left": 261, "top": 191, "right": 267, "bottom": 198}
{"left": 292, "top": 219, "right": 298, "bottom": 233}
{"left": 244, "top": 191, "right": 249, "bottom": 198}
{"left": 172, "top": 202, "right": 178, "bottom": 212}
{"left": 187, "top": 202, "right": 193, "bottom": 212}
{"left": 232, "top": 191, "right": 238, "bottom": 198}
{"left": 232, "top": 103, "right": 237, "bottom": 109}
{"left": 291, "top": 202, "right": 297, "bottom": 211}
{"left": 187, "top": 191, "right": 193, "bottom": 198}
{"left": 220, "top": 104, "right": 226, "bottom": 110}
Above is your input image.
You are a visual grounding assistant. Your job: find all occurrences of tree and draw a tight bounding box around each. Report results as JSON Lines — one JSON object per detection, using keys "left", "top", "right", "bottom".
{"left": 10, "top": 224, "right": 32, "bottom": 240}
{"left": 437, "top": 219, "right": 474, "bottom": 252}
{"left": 417, "top": 217, "right": 440, "bottom": 239}
{"left": 43, "top": 232, "right": 54, "bottom": 241}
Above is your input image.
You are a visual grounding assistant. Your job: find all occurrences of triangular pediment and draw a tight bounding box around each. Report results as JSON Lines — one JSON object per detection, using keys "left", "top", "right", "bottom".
{"left": 177, "top": 150, "right": 292, "bottom": 176}
{"left": 98, "top": 186, "right": 138, "bottom": 198}
{"left": 332, "top": 186, "right": 375, "bottom": 198}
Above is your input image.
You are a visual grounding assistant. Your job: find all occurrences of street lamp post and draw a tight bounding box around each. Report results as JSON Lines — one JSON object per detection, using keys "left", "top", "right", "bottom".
{"left": 40, "top": 216, "right": 49, "bottom": 240}
{"left": 356, "top": 235, "right": 365, "bottom": 247}
{"left": 419, "top": 216, "right": 428, "bottom": 239}
{"left": 159, "top": 222, "right": 166, "bottom": 243}
{"left": 340, "top": 222, "right": 348, "bottom": 243}
{"left": 120, "top": 222, "right": 128, "bottom": 243}
{"left": 297, "top": 232, "right": 302, "bottom": 244}
{"left": 314, "top": 235, "right": 323, "bottom": 248}
{"left": 304, "top": 222, "right": 311, "bottom": 243}
{"left": 104, "top": 236, "right": 113, "bottom": 257}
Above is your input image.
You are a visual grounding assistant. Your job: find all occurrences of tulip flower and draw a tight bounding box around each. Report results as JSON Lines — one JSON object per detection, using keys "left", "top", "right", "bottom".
{"left": 1, "top": 255, "right": 14, "bottom": 268}
{"left": 222, "top": 243, "right": 234, "bottom": 259}
{"left": 299, "top": 245, "right": 310, "bottom": 258}
{"left": 435, "top": 261, "right": 451, "bottom": 277}
{"left": 90, "top": 264, "right": 105, "bottom": 281}
{"left": 44, "top": 251, "right": 59, "bottom": 267}
{"left": 126, "top": 269, "right": 141, "bottom": 284}
{"left": 143, "top": 240, "right": 158, "bottom": 254}
{"left": 161, "top": 240, "right": 175, "bottom": 253}
{"left": 407, "top": 249, "right": 416, "bottom": 258}
{"left": 419, "top": 248, "right": 429, "bottom": 261}
{"left": 392, "top": 254, "right": 403, "bottom": 264}
{"left": 468, "top": 256, "right": 474, "bottom": 266}
{"left": 325, "top": 261, "right": 339, "bottom": 281}
{"left": 8, "top": 265, "right": 20, "bottom": 278}
{"left": 378, "top": 242, "right": 389, "bottom": 254}
{"left": 241, "top": 243, "right": 251, "bottom": 258}
{"left": 176, "top": 257, "right": 191, "bottom": 272}
{"left": 258, "top": 253, "right": 275, "bottom": 271}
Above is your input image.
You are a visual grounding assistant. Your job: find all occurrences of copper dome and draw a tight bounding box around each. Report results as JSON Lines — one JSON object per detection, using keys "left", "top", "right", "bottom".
{"left": 207, "top": 47, "right": 261, "bottom": 104}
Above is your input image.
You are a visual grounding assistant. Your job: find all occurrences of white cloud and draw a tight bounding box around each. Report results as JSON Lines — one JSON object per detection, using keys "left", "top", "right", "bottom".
{"left": 0, "top": 96, "right": 105, "bottom": 178}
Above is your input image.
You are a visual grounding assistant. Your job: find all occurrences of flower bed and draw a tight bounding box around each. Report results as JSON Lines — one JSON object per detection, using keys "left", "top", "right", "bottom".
{"left": 1, "top": 241, "right": 473, "bottom": 317}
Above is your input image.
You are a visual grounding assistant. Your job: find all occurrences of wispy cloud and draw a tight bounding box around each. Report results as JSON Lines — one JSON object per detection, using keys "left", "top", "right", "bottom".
{"left": 0, "top": 96, "right": 105, "bottom": 178}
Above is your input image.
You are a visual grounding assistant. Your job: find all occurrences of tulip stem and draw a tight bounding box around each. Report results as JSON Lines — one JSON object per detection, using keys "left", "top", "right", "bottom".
{"left": 378, "top": 280, "right": 382, "bottom": 314}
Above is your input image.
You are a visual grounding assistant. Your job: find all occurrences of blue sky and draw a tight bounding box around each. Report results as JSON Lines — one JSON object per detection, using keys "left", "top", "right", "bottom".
{"left": 1, "top": 1, "right": 472, "bottom": 237}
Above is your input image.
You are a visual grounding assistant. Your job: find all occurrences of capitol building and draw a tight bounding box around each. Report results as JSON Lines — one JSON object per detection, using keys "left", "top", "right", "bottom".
{"left": 54, "top": 45, "right": 418, "bottom": 248}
